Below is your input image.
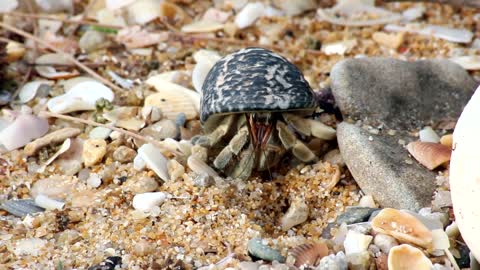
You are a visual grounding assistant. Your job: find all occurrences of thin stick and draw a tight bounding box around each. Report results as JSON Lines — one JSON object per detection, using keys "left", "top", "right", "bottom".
{"left": 39, "top": 111, "right": 183, "bottom": 156}
{"left": 0, "top": 22, "right": 125, "bottom": 92}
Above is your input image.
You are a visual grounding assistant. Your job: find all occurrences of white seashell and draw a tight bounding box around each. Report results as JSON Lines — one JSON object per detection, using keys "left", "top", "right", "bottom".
{"left": 107, "top": 70, "right": 134, "bottom": 89}
{"left": 47, "top": 81, "right": 114, "bottom": 113}
{"left": 419, "top": 126, "right": 440, "bottom": 143}
{"left": 450, "top": 55, "right": 480, "bottom": 70}
{"left": 18, "top": 80, "right": 54, "bottom": 104}
{"left": 132, "top": 192, "right": 168, "bottom": 212}
{"left": 137, "top": 143, "right": 169, "bottom": 181}
{"left": 235, "top": 2, "right": 265, "bottom": 29}
{"left": 128, "top": 0, "right": 162, "bottom": 25}
{"left": 0, "top": 114, "right": 49, "bottom": 151}
{"left": 181, "top": 20, "right": 224, "bottom": 33}
{"left": 192, "top": 50, "right": 222, "bottom": 92}
{"left": 388, "top": 244, "right": 432, "bottom": 270}
{"left": 322, "top": 40, "right": 357, "bottom": 56}
{"left": 86, "top": 173, "right": 102, "bottom": 188}
{"left": 450, "top": 85, "right": 480, "bottom": 262}
{"left": 431, "top": 229, "right": 450, "bottom": 251}
{"left": 34, "top": 194, "right": 65, "bottom": 210}
{"left": 60, "top": 76, "right": 98, "bottom": 92}
{"left": 343, "top": 230, "right": 373, "bottom": 255}
{"left": 144, "top": 78, "right": 199, "bottom": 120}
{"left": 187, "top": 155, "right": 219, "bottom": 178}
{"left": 273, "top": 0, "right": 315, "bottom": 16}
{"left": 193, "top": 49, "right": 222, "bottom": 64}
{"left": 37, "top": 138, "right": 71, "bottom": 173}
{"left": 385, "top": 24, "right": 473, "bottom": 43}
{"left": 35, "top": 53, "right": 79, "bottom": 79}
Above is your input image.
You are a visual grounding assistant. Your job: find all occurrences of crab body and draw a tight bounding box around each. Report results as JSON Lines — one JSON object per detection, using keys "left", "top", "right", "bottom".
{"left": 194, "top": 48, "right": 334, "bottom": 179}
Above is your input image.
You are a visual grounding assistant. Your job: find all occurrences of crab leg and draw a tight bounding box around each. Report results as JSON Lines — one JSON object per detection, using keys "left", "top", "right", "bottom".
{"left": 193, "top": 115, "right": 235, "bottom": 147}
{"left": 213, "top": 126, "right": 249, "bottom": 170}
{"left": 276, "top": 121, "right": 316, "bottom": 162}
{"left": 283, "top": 113, "right": 336, "bottom": 140}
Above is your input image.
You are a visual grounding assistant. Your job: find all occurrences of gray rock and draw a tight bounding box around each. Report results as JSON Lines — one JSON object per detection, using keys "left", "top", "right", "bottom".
{"left": 140, "top": 119, "right": 178, "bottom": 140}
{"left": 373, "top": 234, "right": 398, "bottom": 254}
{"left": 331, "top": 58, "right": 476, "bottom": 129}
{"left": 336, "top": 206, "right": 379, "bottom": 225}
{"left": 337, "top": 122, "right": 436, "bottom": 210}
{"left": 247, "top": 238, "right": 285, "bottom": 263}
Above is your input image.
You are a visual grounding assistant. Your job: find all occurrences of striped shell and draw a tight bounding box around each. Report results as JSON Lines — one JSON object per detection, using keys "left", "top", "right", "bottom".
{"left": 200, "top": 47, "right": 316, "bottom": 122}
{"left": 290, "top": 242, "right": 329, "bottom": 267}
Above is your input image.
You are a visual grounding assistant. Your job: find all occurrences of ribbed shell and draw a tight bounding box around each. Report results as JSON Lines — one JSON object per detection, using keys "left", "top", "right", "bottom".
{"left": 200, "top": 47, "right": 316, "bottom": 122}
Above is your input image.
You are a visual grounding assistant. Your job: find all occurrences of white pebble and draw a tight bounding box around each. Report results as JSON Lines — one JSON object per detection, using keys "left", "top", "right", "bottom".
{"left": 137, "top": 143, "right": 169, "bottom": 181}
{"left": 86, "top": 173, "right": 102, "bottom": 188}
{"left": 343, "top": 230, "right": 373, "bottom": 255}
{"left": 132, "top": 192, "right": 168, "bottom": 212}
{"left": 358, "top": 195, "right": 377, "bottom": 208}
{"left": 133, "top": 154, "right": 147, "bottom": 170}
{"left": 373, "top": 233, "right": 398, "bottom": 253}
{"left": 89, "top": 127, "right": 112, "bottom": 139}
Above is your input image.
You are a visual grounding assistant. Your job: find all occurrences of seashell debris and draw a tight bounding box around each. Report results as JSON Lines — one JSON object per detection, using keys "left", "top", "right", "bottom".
{"left": 132, "top": 192, "right": 169, "bottom": 212}
{"left": 280, "top": 197, "right": 309, "bottom": 231}
{"left": 419, "top": 126, "right": 440, "bottom": 143}
{"left": 0, "top": 199, "right": 45, "bottom": 217}
{"left": 34, "top": 194, "right": 65, "bottom": 210}
{"left": 384, "top": 24, "right": 473, "bottom": 43}
{"left": 181, "top": 20, "right": 224, "bottom": 33}
{"left": 47, "top": 81, "right": 114, "bottom": 114}
{"left": 290, "top": 242, "right": 329, "bottom": 267}
{"left": 406, "top": 141, "right": 451, "bottom": 170}
{"left": 371, "top": 208, "right": 433, "bottom": 248}
{"left": 0, "top": 114, "right": 49, "bottom": 152}
{"left": 343, "top": 230, "right": 373, "bottom": 255}
{"left": 18, "top": 80, "right": 54, "bottom": 104}
{"left": 35, "top": 53, "right": 79, "bottom": 79}
{"left": 234, "top": 2, "right": 265, "bottom": 29}
{"left": 388, "top": 244, "right": 432, "bottom": 270}
{"left": 137, "top": 143, "right": 169, "bottom": 181}
{"left": 24, "top": 127, "right": 81, "bottom": 156}
{"left": 247, "top": 238, "right": 286, "bottom": 263}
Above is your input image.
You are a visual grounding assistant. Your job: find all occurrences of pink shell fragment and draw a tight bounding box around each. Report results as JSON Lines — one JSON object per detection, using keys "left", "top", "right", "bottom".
{"left": 0, "top": 114, "right": 49, "bottom": 151}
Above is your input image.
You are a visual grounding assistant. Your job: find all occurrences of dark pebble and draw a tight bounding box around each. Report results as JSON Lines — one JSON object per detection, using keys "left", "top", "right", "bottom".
{"left": 88, "top": 256, "right": 122, "bottom": 270}
{"left": 336, "top": 206, "right": 379, "bottom": 225}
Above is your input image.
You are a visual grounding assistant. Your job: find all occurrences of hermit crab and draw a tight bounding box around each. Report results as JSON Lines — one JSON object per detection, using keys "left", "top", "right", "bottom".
{"left": 192, "top": 47, "right": 336, "bottom": 179}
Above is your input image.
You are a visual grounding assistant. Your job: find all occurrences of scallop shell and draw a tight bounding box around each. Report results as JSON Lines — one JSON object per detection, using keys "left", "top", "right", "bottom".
{"left": 388, "top": 244, "right": 432, "bottom": 270}
{"left": 144, "top": 78, "right": 199, "bottom": 120}
{"left": 290, "top": 242, "right": 329, "bottom": 267}
{"left": 371, "top": 208, "right": 433, "bottom": 249}
{"left": 406, "top": 141, "right": 451, "bottom": 170}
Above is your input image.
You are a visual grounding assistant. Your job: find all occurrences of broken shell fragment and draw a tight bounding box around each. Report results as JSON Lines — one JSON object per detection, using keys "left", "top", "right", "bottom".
{"left": 0, "top": 199, "right": 45, "bottom": 217}
{"left": 0, "top": 114, "right": 49, "bottom": 151}
{"left": 343, "top": 230, "right": 373, "bottom": 255}
{"left": 35, "top": 53, "right": 79, "bottom": 79}
{"left": 187, "top": 155, "right": 219, "bottom": 178}
{"left": 388, "top": 244, "right": 432, "bottom": 270}
{"left": 280, "top": 197, "right": 309, "bottom": 231}
{"left": 34, "top": 194, "right": 65, "bottom": 210}
{"left": 406, "top": 141, "right": 451, "bottom": 170}
{"left": 291, "top": 242, "right": 329, "bottom": 267}
{"left": 371, "top": 208, "right": 433, "bottom": 248}
{"left": 18, "top": 80, "right": 54, "bottom": 104}
{"left": 132, "top": 192, "right": 168, "bottom": 212}
{"left": 24, "top": 127, "right": 81, "bottom": 156}
{"left": 144, "top": 91, "right": 198, "bottom": 120}
{"left": 137, "top": 143, "right": 169, "bottom": 181}
{"left": 47, "top": 81, "right": 114, "bottom": 113}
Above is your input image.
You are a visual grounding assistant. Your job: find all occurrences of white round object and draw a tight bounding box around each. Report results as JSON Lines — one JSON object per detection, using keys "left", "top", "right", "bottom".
{"left": 450, "top": 85, "right": 480, "bottom": 261}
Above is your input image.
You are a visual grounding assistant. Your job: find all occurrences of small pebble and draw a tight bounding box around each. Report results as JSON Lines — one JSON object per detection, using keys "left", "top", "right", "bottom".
{"left": 175, "top": 112, "right": 187, "bottom": 127}
{"left": 372, "top": 32, "right": 405, "bottom": 49}
{"left": 346, "top": 251, "right": 371, "bottom": 270}
{"left": 280, "top": 197, "right": 309, "bottom": 231}
{"left": 167, "top": 159, "right": 185, "bottom": 181}
{"left": 132, "top": 192, "right": 169, "bottom": 212}
{"left": 140, "top": 119, "right": 178, "bottom": 140}
{"left": 373, "top": 233, "right": 399, "bottom": 253}
{"left": 358, "top": 195, "right": 377, "bottom": 208}
{"left": 419, "top": 126, "right": 440, "bottom": 143}
{"left": 113, "top": 146, "right": 136, "bottom": 163}
{"left": 336, "top": 206, "right": 379, "bottom": 225}
{"left": 82, "top": 139, "right": 107, "bottom": 167}
{"left": 318, "top": 252, "right": 348, "bottom": 270}
{"left": 89, "top": 127, "right": 112, "bottom": 139}
{"left": 247, "top": 238, "right": 286, "bottom": 263}
{"left": 238, "top": 261, "right": 260, "bottom": 270}
{"left": 86, "top": 173, "right": 102, "bottom": 188}
{"left": 88, "top": 256, "right": 122, "bottom": 270}
{"left": 235, "top": 2, "right": 265, "bottom": 29}
{"left": 193, "top": 173, "right": 215, "bottom": 187}
{"left": 126, "top": 177, "right": 159, "bottom": 194}
{"left": 191, "top": 144, "right": 208, "bottom": 162}
{"left": 343, "top": 230, "right": 373, "bottom": 255}
{"left": 137, "top": 143, "right": 169, "bottom": 181}
{"left": 79, "top": 30, "right": 105, "bottom": 52}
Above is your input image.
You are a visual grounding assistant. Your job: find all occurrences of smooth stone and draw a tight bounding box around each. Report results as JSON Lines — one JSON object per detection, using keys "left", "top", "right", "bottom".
{"left": 336, "top": 206, "right": 379, "bottom": 225}
{"left": 193, "top": 173, "right": 215, "bottom": 187}
{"left": 79, "top": 30, "right": 106, "bottom": 52}
{"left": 373, "top": 234, "right": 399, "bottom": 254}
{"left": 247, "top": 238, "right": 285, "bottom": 263}
{"left": 125, "top": 177, "right": 159, "bottom": 194}
{"left": 331, "top": 58, "right": 476, "bottom": 129}
{"left": 89, "top": 127, "right": 112, "bottom": 139}
{"left": 318, "top": 251, "right": 348, "bottom": 270}
{"left": 337, "top": 122, "right": 436, "bottom": 210}
{"left": 346, "top": 251, "right": 371, "bottom": 270}
{"left": 113, "top": 146, "right": 136, "bottom": 163}
{"left": 82, "top": 139, "right": 107, "bottom": 167}
{"left": 140, "top": 119, "right": 178, "bottom": 140}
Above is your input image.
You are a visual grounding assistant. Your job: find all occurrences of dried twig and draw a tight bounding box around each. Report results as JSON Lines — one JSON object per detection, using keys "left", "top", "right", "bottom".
{"left": 0, "top": 22, "right": 125, "bottom": 92}
{"left": 39, "top": 111, "right": 183, "bottom": 156}
{"left": 381, "top": 0, "right": 480, "bottom": 7}
{"left": 25, "top": 61, "right": 105, "bottom": 68}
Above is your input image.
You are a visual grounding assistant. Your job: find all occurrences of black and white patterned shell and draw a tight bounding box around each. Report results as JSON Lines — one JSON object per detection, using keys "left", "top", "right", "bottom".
{"left": 200, "top": 47, "right": 316, "bottom": 122}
